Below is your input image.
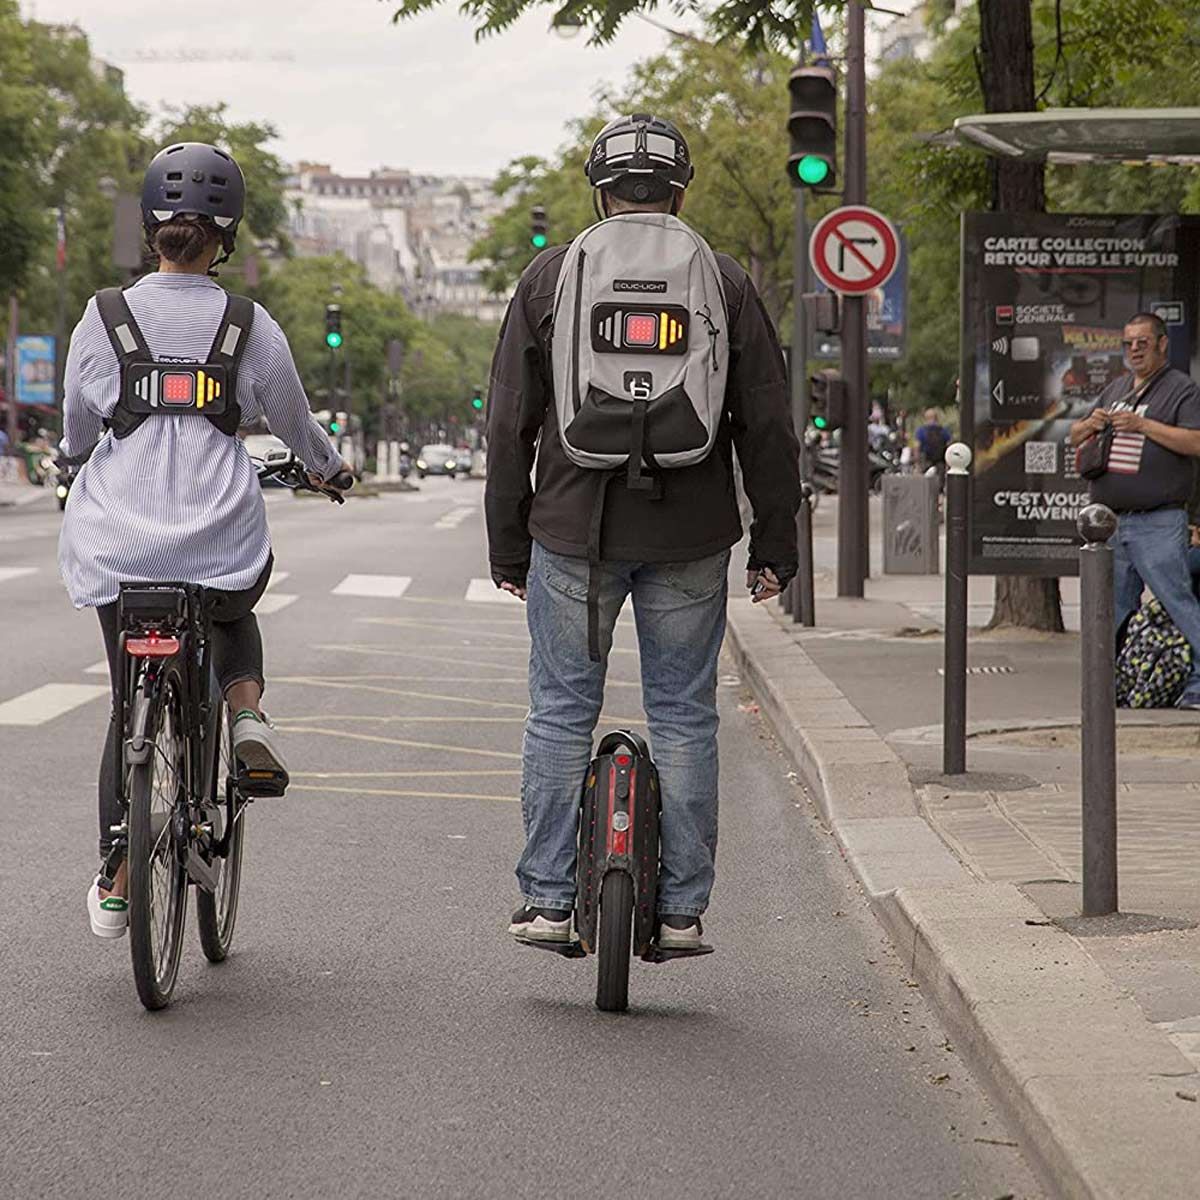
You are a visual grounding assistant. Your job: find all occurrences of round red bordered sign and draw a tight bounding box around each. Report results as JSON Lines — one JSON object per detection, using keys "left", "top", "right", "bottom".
{"left": 809, "top": 205, "right": 900, "bottom": 295}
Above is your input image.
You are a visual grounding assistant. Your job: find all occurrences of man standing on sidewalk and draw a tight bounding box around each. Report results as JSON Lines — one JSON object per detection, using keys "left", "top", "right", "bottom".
{"left": 485, "top": 114, "right": 800, "bottom": 948}
{"left": 1070, "top": 311, "right": 1200, "bottom": 708}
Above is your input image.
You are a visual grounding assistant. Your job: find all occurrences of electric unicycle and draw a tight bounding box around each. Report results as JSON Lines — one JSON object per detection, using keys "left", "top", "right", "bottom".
{"left": 516, "top": 730, "right": 713, "bottom": 1012}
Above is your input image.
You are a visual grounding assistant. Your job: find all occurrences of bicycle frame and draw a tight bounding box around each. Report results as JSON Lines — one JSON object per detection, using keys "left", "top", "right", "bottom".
{"left": 112, "top": 582, "right": 235, "bottom": 894}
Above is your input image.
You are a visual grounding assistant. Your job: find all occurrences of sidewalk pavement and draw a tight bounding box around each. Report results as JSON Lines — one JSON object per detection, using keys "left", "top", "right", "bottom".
{"left": 726, "top": 497, "right": 1200, "bottom": 1199}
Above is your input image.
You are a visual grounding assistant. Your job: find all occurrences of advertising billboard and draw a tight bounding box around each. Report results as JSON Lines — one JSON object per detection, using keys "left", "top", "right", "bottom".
{"left": 960, "top": 212, "right": 1200, "bottom": 575}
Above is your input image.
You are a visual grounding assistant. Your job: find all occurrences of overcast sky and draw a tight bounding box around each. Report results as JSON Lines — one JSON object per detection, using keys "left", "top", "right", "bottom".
{"left": 23, "top": 0, "right": 921, "bottom": 178}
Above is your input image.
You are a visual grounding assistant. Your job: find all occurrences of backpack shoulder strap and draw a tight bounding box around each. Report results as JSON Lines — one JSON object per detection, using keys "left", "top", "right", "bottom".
{"left": 94, "top": 287, "right": 152, "bottom": 365}
{"left": 207, "top": 292, "right": 256, "bottom": 368}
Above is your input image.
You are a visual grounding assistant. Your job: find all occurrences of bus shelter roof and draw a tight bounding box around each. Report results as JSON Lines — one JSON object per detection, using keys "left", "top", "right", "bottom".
{"left": 951, "top": 108, "right": 1200, "bottom": 165}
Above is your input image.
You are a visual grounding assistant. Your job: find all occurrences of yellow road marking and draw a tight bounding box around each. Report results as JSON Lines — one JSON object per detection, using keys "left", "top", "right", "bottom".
{"left": 276, "top": 677, "right": 529, "bottom": 711}
{"left": 314, "top": 644, "right": 530, "bottom": 670}
{"left": 359, "top": 616, "right": 530, "bottom": 641}
{"left": 283, "top": 671, "right": 642, "bottom": 689}
{"left": 289, "top": 784, "right": 517, "bottom": 803}
{"left": 274, "top": 712, "right": 646, "bottom": 726}
{"left": 273, "top": 725, "right": 522, "bottom": 759}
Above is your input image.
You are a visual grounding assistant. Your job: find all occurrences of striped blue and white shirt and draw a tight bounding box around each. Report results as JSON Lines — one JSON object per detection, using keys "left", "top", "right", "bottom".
{"left": 58, "top": 272, "right": 341, "bottom": 608}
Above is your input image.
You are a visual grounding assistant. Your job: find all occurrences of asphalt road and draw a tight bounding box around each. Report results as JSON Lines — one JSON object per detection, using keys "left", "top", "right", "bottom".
{"left": 1, "top": 479, "right": 1038, "bottom": 1199}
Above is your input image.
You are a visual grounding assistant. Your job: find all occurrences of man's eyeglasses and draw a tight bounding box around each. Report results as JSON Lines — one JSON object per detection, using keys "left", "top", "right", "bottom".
{"left": 1122, "top": 336, "right": 1162, "bottom": 349}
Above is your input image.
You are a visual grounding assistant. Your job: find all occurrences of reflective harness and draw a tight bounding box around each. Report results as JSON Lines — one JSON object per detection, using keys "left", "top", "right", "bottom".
{"left": 94, "top": 286, "right": 255, "bottom": 439}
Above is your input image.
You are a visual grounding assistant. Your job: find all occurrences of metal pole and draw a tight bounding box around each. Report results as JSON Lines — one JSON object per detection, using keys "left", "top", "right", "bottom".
{"left": 942, "top": 443, "right": 972, "bottom": 775}
{"left": 796, "top": 483, "right": 816, "bottom": 626}
{"left": 838, "top": 0, "right": 868, "bottom": 597}
{"left": 5, "top": 296, "right": 18, "bottom": 451}
{"left": 1078, "top": 503, "right": 1119, "bottom": 917}
{"left": 54, "top": 205, "right": 68, "bottom": 436}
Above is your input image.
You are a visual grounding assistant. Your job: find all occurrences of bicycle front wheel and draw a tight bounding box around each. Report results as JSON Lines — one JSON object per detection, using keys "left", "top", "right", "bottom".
{"left": 197, "top": 701, "right": 245, "bottom": 963}
{"left": 596, "top": 871, "right": 634, "bottom": 1013}
{"left": 128, "top": 672, "right": 189, "bottom": 1010}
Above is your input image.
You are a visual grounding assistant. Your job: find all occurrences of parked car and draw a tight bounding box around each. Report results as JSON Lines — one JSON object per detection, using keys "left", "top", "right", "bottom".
{"left": 416, "top": 444, "right": 462, "bottom": 479}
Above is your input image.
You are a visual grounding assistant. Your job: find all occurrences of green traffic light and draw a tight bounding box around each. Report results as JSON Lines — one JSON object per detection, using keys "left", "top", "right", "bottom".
{"left": 813, "top": 415, "right": 829, "bottom": 430}
{"left": 472, "top": 397, "right": 484, "bottom": 410}
{"left": 325, "top": 330, "right": 343, "bottom": 349}
{"left": 531, "top": 233, "right": 548, "bottom": 249}
{"left": 796, "top": 155, "right": 831, "bottom": 186}
{"left": 329, "top": 421, "right": 341, "bottom": 433}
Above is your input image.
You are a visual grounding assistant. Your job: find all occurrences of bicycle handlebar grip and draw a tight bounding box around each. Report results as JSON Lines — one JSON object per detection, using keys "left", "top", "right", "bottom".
{"left": 330, "top": 471, "right": 354, "bottom": 491}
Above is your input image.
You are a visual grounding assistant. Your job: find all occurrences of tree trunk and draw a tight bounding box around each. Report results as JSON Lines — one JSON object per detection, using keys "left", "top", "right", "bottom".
{"left": 978, "top": 0, "right": 1064, "bottom": 632}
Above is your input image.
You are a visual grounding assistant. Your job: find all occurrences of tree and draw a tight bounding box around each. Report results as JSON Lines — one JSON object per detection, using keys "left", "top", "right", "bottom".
{"left": 0, "top": 0, "right": 52, "bottom": 298}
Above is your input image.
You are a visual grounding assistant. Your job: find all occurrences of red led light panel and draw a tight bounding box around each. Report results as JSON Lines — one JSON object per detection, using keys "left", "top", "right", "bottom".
{"left": 162, "top": 373, "right": 195, "bottom": 404}
{"left": 623, "top": 313, "right": 658, "bottom": 347}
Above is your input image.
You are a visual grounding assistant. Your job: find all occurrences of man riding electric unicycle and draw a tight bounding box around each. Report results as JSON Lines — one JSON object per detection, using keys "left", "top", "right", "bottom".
{"left": 485, "top": 115, "right": 801, "bottom": 1009}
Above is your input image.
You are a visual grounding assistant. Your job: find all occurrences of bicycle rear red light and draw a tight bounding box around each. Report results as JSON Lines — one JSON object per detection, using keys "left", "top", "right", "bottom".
{"left": 125, "top": 635, "right": 180, "bottom": 657}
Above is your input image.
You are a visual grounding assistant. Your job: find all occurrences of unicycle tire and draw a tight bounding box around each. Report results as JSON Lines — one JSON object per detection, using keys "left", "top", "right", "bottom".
{"left": 596, "top": 871, "right": 634, "bottom": 1013}
{"left": 128, "top": 674, "right": 189, "bottom": 1011}
{"left": 197, "top": 702, "right": 245, "bottom": 963}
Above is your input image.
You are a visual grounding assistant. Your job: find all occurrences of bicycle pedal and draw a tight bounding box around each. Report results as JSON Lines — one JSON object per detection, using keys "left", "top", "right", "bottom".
{"left": 514, "top": 935, "right": 588, "bottom": 959}
{"left": 235, "top": 768, "right": 287, "bottom": 797}
{"left": 641, "top": 942, "right": 715, "bottom": 964}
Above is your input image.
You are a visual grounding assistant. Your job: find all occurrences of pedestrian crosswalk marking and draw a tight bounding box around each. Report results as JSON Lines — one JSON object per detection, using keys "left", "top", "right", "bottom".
{"left": 466, "top": 578, "right": 522, "bottom": 604}
{"left": 332, "top": 574, "right": 413, "bottom": 599}
{"left": 0, "top": 567, "right": 37, "bottom": 584}
{"left": 434, "top": 507, "right": 474, "bottom": 530}
{"left": 0, "top": 683, "right": 109, "bottom": 726}
{"left": 256, "top": 593, "right": 298, "bottom": 615}
{"left": 84, "top": 660, "right": 109, "bottom": 676}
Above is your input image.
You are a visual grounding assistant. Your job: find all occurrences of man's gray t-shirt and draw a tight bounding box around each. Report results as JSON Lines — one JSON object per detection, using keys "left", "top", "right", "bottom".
{"left": 1088, "top": 366, "right": 1200, "bottom": 513}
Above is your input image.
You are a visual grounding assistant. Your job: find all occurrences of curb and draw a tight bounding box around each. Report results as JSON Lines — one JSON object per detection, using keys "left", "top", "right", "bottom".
{"left": 726, "top": 600, "right": 1200, "bottom": 1200}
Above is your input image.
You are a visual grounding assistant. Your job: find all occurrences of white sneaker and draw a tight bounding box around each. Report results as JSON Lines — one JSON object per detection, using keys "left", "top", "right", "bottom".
{"left": 509, "top": 905, "right": 573, "bottom": 943}
{"left": 231, "top": 709, "right": 289, "bottom": 787}
{"left": 658, "top": 915, "right": 703, "bottom": 950}
{"left": 88, "top": 876, "right": 128, "bottom": 939}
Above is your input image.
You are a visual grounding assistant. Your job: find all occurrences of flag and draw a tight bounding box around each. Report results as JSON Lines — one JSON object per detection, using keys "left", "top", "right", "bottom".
{"left": 55, "top": 208, "right": 67, "bottom": 272}
{"left": 811, "top": 8, "right": 829, "bottom": 63}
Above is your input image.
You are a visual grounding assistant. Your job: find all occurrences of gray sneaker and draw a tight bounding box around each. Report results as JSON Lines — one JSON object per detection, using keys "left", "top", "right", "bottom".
{"left": 658, "top": 914, "right": 703, "bottom": 950}
{"left": 231, "top": 709, "right": 289, "bottom": 791}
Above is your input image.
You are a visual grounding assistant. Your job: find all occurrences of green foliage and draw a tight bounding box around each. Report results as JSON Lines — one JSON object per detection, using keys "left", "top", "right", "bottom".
{"left": 0, "top": 1, "right": 52, "bottom": 295}
{"left": 253, "top": 254, "right": 498, "bottom": 433}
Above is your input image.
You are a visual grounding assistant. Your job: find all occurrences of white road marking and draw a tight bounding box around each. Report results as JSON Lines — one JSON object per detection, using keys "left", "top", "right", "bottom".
{"left": 332, "top": 574, "right": 413, "bottom": 599}
{"left": 84, "top": 660, "right": 110, "bottom": 676}
{"left": 265, "top": 571, "right": 290, "bottom": 591}
{"left": 434, "top": 506, "right": 474, "bottom": 530}
{"left": 0, "top": 683, "right": 109, "bottom": 726}
{"left": 466, "top": 578, "right": 522, "bottom": 604}
{"left": 256, "top": 593, "right": 298, "bottom": 615}
{"left": 0, "top": 567, "right": 37, "bottom": 584}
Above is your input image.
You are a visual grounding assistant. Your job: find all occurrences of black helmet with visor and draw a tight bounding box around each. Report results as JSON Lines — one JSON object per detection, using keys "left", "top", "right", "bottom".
{"left": 585, "top": 114, "right": 694, "bottom": 207}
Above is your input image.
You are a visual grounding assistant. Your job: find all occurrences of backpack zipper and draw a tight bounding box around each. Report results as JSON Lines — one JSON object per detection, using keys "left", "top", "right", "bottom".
{"left": 572, "top": 249, "right": 587, "bottom": 414}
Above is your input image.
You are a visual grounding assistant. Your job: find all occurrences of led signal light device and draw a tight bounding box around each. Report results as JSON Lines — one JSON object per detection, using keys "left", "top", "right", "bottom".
{"left": 124, "top": 363, "right": 229, "bottom": 415}
{"left": 591, "top": 304, "right": 689, "bottom": 355}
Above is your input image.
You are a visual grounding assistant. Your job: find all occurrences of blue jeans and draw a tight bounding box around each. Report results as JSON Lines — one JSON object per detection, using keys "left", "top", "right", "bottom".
{"left": 517, "top": 543, "right": 730, "bottom": 917}
{"left": 1113, "top": 507, "right": 1200, "bottom": 697}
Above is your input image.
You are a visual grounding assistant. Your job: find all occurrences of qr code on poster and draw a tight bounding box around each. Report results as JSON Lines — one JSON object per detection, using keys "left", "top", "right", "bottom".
{"left": 1024, "top": 441, "right": 1057, "bottom": 474}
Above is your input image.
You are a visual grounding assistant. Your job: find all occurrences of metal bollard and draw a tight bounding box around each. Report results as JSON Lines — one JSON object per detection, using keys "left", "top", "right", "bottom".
{"left": 942, "top": 443, "right": 971, "bottom": 775}
{"left": 1078, "top": 503, "right": 1119, "bottom": 917}
{"left": 794, "top": 483, "right": 816, "bottom": 626}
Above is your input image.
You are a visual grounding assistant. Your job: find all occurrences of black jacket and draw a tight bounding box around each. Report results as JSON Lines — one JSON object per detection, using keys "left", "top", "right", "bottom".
{"left": 484, "top": 238, "right": 801, "bottom": 577}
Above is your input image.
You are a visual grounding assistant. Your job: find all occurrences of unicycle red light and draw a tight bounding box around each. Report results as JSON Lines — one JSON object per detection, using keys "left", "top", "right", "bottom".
{"left": 615, "top": 755, "right": 631, "bottom": 766}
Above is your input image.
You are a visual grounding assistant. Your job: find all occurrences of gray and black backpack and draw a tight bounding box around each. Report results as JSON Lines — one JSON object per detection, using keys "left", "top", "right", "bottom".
{"left": 550, "top": 212, "right": 728, "bottom": 491}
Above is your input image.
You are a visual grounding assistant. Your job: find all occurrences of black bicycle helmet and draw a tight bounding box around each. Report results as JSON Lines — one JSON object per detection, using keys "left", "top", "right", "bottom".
{"left": 585, "top": 114, "right": 694, "bottom": 204}
{"left": 141, "top": 142, "right": 246, "bottom": 257}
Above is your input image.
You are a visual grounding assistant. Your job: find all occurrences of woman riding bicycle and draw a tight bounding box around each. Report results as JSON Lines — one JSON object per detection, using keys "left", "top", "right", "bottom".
{"left": 58, "top": 143, "right": 350, "bottom": 939}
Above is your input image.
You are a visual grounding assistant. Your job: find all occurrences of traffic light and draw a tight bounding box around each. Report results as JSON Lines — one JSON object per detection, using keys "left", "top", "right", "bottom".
{"left": 809, "top": 369, "right": 847, "bottom": 432}
{"left": 787, "top": 65, "right": 838, "bottom": 189}
{"left": 471, "top": 386, "right": 484, "bottom": 412}
{"left": 530, "top": 205, "right": 548, "bottom": 250}
{"left": 324, "top": 303, "right": 343, "bottom": 349}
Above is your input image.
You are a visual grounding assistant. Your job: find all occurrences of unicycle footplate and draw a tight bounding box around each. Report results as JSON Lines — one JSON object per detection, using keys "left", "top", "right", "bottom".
{"left": 641, "top": 941, "right": 715, "bottom": 964}
{"left": 514, "top": 935, "right": 587, "bottom": 959}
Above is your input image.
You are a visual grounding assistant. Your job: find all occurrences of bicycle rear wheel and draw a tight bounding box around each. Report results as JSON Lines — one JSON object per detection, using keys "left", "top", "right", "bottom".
{"left": 128, "top": 672, "right": 189, "bottom": 1010}
{"left": 596, "top": 871, "right": 634, "bottom": 1013}
{"left": 197, "top": 701, "right": 246, "bottom": 963}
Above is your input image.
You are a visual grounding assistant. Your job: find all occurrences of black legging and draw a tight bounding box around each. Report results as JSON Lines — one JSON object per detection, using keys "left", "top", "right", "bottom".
{"left": 94, "top": 558, "right": 272, "bottom": 858}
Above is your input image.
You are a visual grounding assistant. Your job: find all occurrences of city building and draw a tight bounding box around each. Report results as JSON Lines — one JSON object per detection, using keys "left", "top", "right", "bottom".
{"left": 284, "top": 164, "right": 508, "bottom": 322}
